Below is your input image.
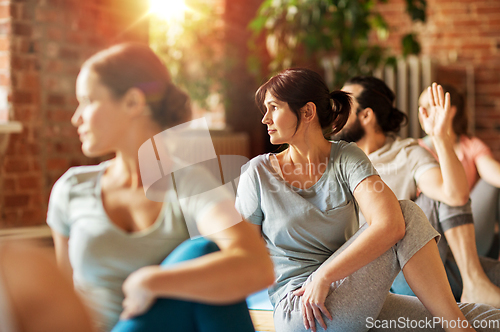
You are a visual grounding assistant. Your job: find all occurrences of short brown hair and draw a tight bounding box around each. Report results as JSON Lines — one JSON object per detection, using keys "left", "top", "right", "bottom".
{"left": 441, "top": 84, "right": 467, "bottom": 136}
{"left": 83, "top": 43, "right": 191, "bottom": 129}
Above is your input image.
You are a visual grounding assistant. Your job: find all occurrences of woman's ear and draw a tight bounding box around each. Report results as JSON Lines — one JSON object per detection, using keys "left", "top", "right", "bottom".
{"left": 123, "top": 88, "right": 147, "bottom": 117}
{"left": 302, "top": 102, "right": 317, "bottom": 123}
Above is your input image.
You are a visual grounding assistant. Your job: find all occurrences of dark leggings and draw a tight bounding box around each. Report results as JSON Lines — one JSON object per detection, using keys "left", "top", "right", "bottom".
{"left": 111, "top": 238, "right": 255, "bottom": 332}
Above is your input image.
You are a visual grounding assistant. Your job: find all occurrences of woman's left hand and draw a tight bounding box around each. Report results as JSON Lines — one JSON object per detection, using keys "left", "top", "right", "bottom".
{"left": 293, "top": 272, "right": 333, "bottom": 332}
{"left": 120, "top": 266, "right": 160, "bottom": 320}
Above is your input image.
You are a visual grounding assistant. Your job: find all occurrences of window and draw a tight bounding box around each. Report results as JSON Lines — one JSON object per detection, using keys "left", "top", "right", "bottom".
{"left": 149, "top": 0, "right": 226, "bottom": 129}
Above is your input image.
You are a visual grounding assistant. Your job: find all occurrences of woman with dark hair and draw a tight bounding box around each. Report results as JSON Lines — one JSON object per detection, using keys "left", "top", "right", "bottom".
{"left": 46, "top": 43, "right": 274, "bottom": 332}
{"left": 419, "top": 85, "right": 500, "bottom": 258}
{"left": 235, "top": 68, "right": 500, "bottom": 332}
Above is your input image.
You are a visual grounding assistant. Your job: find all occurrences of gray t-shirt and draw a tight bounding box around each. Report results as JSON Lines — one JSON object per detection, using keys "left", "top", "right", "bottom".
{"left": 235, "top": 141, "right": 378, "bottom": 306}
{"left": 368, "top": 135, "right": 439, "bottom": 200}
{"left": 47, "top": 161, "right": 231, "bottom": 331}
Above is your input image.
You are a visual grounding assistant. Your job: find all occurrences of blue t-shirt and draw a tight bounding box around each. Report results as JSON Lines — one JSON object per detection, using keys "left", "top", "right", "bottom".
{"left": 235, "top": 141, "right": 378, "bottom": 306}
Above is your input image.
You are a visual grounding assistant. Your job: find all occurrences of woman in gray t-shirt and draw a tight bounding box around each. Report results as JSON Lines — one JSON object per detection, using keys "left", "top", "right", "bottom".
{"left": 235, "top": 68, "right": 490, "bottom": 332}
{"left": 47, "top": 43, "right": 274, "bottom": 332}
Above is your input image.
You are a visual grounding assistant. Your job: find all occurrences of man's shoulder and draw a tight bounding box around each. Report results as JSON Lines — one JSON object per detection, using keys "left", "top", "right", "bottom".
{"left": 388, "top": 136, "right": 433, "bottom": 158}
{"left": 392, "top": 136, "right": 420, "bottom": 149}
{"left": 370, "top": 135, "right": 436, "bottom": 169}
{"left": 399, "top": 137, "right": 438, "bottom": 164}
{"left": 371, "top": 135, "right": 419, "bottom": 158}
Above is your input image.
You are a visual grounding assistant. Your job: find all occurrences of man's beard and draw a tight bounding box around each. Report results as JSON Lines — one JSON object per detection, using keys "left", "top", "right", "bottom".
{"left": 332, "top": 117, "right": 365, "bottom": 143}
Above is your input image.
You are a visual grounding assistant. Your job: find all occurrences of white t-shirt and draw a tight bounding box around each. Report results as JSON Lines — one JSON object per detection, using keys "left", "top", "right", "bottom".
{"left": 368, "top": 135, "right": 439, "bottom": 200}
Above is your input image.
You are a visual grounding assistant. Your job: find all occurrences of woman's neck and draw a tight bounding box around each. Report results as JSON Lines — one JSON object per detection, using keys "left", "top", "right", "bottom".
{"left": 280, "top": 132, "right": 332, "bottom": 168}
{"left": 106, "top": 120, "right": 163, "bottom": 189}
{"left": 275, "top": 134, "right": 331, "bottom": 189}
{"left": 106, "top": 153, "right": 143, "bottom": 189}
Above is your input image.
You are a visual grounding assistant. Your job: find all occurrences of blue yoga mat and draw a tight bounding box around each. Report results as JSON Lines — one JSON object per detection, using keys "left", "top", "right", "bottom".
{"left": 246, "top": 289, "right": 273, "bottom": 311}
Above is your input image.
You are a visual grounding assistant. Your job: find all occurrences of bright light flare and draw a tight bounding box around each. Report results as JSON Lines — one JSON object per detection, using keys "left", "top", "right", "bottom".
{"left": 149, "top": 0, "right": 190, "bottom": 22}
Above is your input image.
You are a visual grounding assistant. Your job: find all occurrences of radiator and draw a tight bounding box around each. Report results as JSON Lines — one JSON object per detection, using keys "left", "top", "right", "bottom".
{"left": 372, "top": 55, "right": 434, "bottom": 139}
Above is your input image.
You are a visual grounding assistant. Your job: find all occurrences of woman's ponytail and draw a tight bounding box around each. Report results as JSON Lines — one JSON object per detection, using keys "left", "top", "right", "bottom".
{"left": 328, "top": 90, "right": 352, "bottom": 136}
{"left": 154, "top": 83, "right": 191, "bottom": 129}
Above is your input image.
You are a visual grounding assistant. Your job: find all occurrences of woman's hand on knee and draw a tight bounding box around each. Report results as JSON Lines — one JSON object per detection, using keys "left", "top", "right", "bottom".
{"left": 120, "top": 265, "right": 160, "bottom": 320}
{"left": 293, "top": 274, "right": 332, "bottom": 332}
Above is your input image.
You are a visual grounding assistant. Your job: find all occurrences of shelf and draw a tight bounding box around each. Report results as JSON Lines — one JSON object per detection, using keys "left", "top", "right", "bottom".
{"left": 0, "top": 121, "right": 22, "bottom": 134}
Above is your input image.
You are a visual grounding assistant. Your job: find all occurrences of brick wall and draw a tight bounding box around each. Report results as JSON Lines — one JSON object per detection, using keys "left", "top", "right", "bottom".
{"left": 0, "top": 0, "right": 148, "bottom": 228}
{"left": 373, "top": 0, "right": 500, "bottom": 158}
{"left": 223, "top": 0, "right": 269, "bottom": 157}
{"left": 0, "top": 1, "right": 9, "bottom": 122}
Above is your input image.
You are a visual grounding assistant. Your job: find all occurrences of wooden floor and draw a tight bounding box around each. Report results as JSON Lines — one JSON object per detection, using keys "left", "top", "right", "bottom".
{"left": 250, "top": 310, "right": 275, "bottom": 332}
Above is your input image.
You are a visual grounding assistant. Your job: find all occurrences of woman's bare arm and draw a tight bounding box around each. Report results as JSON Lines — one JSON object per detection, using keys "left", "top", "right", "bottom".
{"left": 476, "top": 154, "right": 500, "bottom": 188}
{"left": 120, "top": 199, "right": 274, "bottom": 319}
{"left": 310, "top": 175, "right": 405, "bottom": 284}
{"left": 1, "top": 242, "right": 94, "bottom": 332}
{"left": 51, "top": 230, "right": 73, "bottom": 282}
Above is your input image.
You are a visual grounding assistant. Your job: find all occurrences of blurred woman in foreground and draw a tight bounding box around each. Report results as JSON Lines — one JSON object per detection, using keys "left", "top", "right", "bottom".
{"left": 47, "top": 43, "right": 273, "bottom": 332}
